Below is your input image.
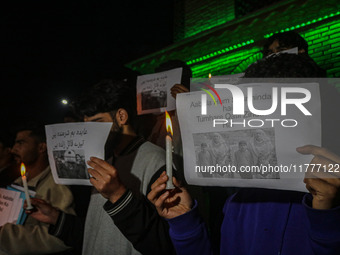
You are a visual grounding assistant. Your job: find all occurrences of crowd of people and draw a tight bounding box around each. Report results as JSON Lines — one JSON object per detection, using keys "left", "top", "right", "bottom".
{"left": 0, "top": 31, "right": 339, "bottom": 255}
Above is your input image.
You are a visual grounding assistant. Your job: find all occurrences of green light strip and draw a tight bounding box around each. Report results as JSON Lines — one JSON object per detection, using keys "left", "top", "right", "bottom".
{"left": 186, "top": 39, "right": 255, "bottom": 65}
{"left": 264, "top": 11, "right": 340, "bottom": 38}
{"left": 190, "top": 48, "right": 260, "bottom": 77}
{"left": 186, "top": 11, "right": 339, "bottom": 66}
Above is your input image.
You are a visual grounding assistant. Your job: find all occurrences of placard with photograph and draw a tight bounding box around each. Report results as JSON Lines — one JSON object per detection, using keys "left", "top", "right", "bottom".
{"left": 45, "top": 122, "right": 112, "bottom": 185}
{"left": 136, "top": 67, "right": 182, "bottom": 115}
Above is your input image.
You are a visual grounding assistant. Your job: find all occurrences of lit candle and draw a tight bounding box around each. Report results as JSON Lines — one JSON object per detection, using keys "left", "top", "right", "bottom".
{"left": 21, "top": 163, "right": 33, "bottom": 210}
{"left": 165, "top": 111, "right": 175, "bottom": 189}
{"left": 208, "top": 73, "right": 211, "bottom": 79}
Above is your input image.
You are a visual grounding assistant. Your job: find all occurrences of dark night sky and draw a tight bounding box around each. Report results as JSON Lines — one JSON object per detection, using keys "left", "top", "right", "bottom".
{"left": 1, "top": 1, "right": 174, "bottom": 127}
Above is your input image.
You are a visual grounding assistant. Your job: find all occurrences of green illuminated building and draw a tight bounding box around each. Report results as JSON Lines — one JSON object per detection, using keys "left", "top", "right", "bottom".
{"left": 126, "top": 0, "right": 340, "bottom": 79}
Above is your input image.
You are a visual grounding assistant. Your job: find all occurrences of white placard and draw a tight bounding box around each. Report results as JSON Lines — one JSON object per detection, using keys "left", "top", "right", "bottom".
{"left": 136, "top": 67, "right": 183, "bottom": 115}
{"left": 0, "top": 188, "right": 20, "bottom": 226}
{"left": 45, "top": 122, "right": 112, "bottom": 185}
{"left": 8, "top": 185, "right": 36, "bottom": 225}
{"left": 177, "top": 81, "right": 321, "bottom": 192}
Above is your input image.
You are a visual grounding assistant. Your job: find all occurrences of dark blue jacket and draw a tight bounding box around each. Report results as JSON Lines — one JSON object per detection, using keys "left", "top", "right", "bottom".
{"left": 168, "top": 188, "right": 340, "bottom": 255}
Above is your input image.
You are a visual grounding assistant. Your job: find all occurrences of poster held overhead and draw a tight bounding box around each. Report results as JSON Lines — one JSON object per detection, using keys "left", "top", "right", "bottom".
{"left": 136, "top": 67, "right": 183, "bottom": 115}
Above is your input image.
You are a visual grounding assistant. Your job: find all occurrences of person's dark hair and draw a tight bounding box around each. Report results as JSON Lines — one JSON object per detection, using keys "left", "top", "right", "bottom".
{"left": 0, "top": 129, "right": 14, "bottom": 148}
{"left": 155, "top": 60, "right": 192, "bottom": 90}
{"left": 72, "top": 79, "right": 136, "bottom": 125}
{"left": 244, "top": 53, "right": 326, "bottom": 78}
{"left": 263, "top": 31, "right": 309, "bottom": 57}
{"left": 14, "top": 120, "right": 46, "bottom": 143}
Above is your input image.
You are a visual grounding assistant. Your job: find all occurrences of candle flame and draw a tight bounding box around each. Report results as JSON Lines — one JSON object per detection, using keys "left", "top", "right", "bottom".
{"left": 20, "top": 163, "right": 26, "bottom": 176}
{"left": 208, "top": 73, "right": 211, "bottom": 79}
{"left": 165, "top": 111, "right": 173, "bottom": 136}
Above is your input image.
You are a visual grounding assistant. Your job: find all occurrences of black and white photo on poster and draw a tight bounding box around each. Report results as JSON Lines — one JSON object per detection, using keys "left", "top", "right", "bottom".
{"left": 141, "top": 88, "right": 167, "bottom": 110}
{"left": 193, "top": 128, "right": 279, "bottom": 179}
{"left": 177, "top": 81, "right": 321, "bottom": 191}
{"left": 136, "top": 67, "right": 182, "bottom": 115}
{"left": 45, "top": 122, "right": 112, "bottom": 186}
{"left": 53, "top": 149, "right": 89, "bottom": 179}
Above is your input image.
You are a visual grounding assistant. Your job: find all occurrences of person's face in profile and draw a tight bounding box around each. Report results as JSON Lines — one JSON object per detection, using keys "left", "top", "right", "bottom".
{"left": 11, "top": 130, "right": 41, "bottom": 165}
{"left": 84, "top": 111, "right": 123, "bottom": 158}
{"left": 84, "top": 112, "right": 120, "bottom": 133}
{"left": 266, "top": 40, "right": 288, "bottom": 56}
{"left": 265, "top": 39, "right": 306, "bottom": 57}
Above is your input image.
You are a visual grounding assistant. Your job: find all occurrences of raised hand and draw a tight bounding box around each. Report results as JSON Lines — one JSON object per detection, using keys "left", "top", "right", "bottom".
{"left": 87, "top": 157, "right": 126, "bottom": 203}
{"left": 147, "top": 171, "right": 193, "bottom": 219}
{"left": 25, "top": 198, "right": 60, "bottom": 225}
{"left": 297, "top": 145, "right": 340, "bottom": 209}
{"left": 170, "top": 84, "right": 189, "bottom": 99}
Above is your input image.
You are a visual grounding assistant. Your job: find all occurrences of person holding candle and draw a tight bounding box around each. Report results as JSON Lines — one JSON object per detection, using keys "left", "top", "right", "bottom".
{"left": 147, "top": 145, "right": 340, "bottom": 255}
{"left": 27, "top": 79, "right": 178, "bottom": 255}
{"left": 146, "top": 60, "right": 210, "bottom": 225}
{"left": 50, "top": 50, "right": 340, "bottom": 255}
{"left": 0, "top": 120, "right": 76, "bottom": 255}
{"left": 147, "top": 60, "right": 192, "bottom": 170}
{"left": 114, "top": 51, "right": 340, "bottom": 254}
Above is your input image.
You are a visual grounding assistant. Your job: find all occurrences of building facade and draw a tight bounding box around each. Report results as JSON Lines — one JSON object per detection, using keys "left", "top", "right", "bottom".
{"left": 126, "top": 0, "right": 340, "bottom": 82}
